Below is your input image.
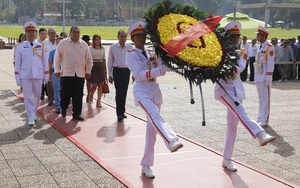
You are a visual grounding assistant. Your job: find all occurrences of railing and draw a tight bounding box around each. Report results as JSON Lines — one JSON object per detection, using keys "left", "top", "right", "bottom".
{"left": 0, "top": 38, "right": 17, "bottom": 49}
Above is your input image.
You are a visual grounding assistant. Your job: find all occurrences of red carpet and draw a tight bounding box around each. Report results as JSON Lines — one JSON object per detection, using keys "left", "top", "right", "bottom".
{"left": 12, "top": 89, "right": 298, "bottom": 188}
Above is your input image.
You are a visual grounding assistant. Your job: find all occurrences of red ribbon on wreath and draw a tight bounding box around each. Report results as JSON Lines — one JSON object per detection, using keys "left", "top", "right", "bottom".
{"left": 160, "top": 14, "right": 223, "bottom": 58}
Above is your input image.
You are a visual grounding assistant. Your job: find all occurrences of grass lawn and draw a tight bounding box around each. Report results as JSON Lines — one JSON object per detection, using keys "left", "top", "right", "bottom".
{"left": 1, "top": 25, "right": 300, "bottom": 40}
{"left": 242, "top": 27, "right": 300, "bottom": 40}
{"left": 0, "top": 25, "right": 130, "bottom": 40}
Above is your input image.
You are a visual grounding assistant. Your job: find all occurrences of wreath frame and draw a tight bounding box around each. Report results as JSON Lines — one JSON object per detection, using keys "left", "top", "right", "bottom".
{"left": 143, "top": 0, "right": 239, "bottom": 85}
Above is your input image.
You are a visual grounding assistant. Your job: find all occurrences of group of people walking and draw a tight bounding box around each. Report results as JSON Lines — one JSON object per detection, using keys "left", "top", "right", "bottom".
{"left": 13, "top": 21, "right": 130, "bottom": 123}
{"left": 14, "top": 20, "right": 276, "bottom": 179}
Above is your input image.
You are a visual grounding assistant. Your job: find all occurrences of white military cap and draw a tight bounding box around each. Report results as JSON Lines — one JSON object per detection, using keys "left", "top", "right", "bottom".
{"left": 23, "top": 21, "right": 37, "bottom": 31}
{"left": 256, "top": 25, "right": 270, "bottom": 37}
{"left": 128, "top": 20, "right": 147, "bottom": 37}
{"left": 224, "top": 21, "right": 241, "bottom": 35}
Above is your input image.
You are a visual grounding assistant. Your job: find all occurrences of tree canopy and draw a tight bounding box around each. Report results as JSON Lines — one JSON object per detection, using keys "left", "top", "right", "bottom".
{"left": 0, "top": 0, "right": 300, "bottom": 28}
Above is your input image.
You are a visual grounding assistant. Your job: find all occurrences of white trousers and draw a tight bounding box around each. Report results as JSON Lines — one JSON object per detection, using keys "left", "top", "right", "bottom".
{"left": 219, "top": 95, "right": 264, "bottom": 160}
{"left": 255, "top": 82, "right": 271, "bottom": 124}
{"left": 138, "top": 98, "right": 179, "bottom": 166}
{"left": 22, "top": 79, "right": 43, "bottom": 122}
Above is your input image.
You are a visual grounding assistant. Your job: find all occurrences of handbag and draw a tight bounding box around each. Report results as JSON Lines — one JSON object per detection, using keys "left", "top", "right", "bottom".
{"left": 102, "top": 81, "right": 109, "bottom": 94}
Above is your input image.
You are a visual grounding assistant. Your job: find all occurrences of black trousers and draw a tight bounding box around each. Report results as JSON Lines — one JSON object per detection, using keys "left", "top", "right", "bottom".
{"left": 249, "top": 57, "right": 255, "bottom": 81}
{"left": 60, "top": 75, "right": 84, "bottom": 116}
{"left": 273, "top": 65, "right": 281, "bottom": 81}
{"left": 298, "top": 64, "right": 300, "bottom": 80}
{"left": 41, "top": 83, "right": 47, "bottom": 97}
{"left": 113, "top": 67, "right": 130, "bottom": 116}
{"left": 240, "top": 60, "right": 249, "bottom": 81}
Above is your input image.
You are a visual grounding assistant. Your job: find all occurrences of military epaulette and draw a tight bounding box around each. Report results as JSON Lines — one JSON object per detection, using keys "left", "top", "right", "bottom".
{"left": 128, "top": 49, "right": 135, "bottom": 52}
{"left": 239, "top": 48, "right": 245, "bottom": 56}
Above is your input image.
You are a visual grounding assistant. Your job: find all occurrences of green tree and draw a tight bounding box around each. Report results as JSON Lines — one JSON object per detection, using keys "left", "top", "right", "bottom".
{"left": 1, "top": 3, "right": 16, "bottom": 23}
{"left": 190, "top": 0, "right": 219, "bottom": 14}
{"left": 66, "top": 0, "right": 82, "bottom": 20}
{"left": 13, "top": 0, "right": 45, "bottom": 19}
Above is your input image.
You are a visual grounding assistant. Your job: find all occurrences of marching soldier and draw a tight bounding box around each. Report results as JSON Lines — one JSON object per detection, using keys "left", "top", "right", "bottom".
{"left": 14, "top": 21, "right": 49, "bottom": 126}
{"left": 254, "top": 25, "right": 275, "bottom": 127}
{"left": 214, "top": 22, "right": 275, "bottom": 172}
{"left": 125, "top": 21, "right": 183, "bottom": 179}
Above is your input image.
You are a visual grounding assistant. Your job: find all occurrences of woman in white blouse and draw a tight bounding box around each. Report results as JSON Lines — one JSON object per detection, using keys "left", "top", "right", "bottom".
{"left": 88, "top": 34, "right": 107, "bottom": 107}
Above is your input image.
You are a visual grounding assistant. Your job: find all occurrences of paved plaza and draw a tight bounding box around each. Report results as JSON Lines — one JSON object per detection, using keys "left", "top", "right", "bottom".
{"left": 0, "top": 46, "right": 300, "bottom": 187}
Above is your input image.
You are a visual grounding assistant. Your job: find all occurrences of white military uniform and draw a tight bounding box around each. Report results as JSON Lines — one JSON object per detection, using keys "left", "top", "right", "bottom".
{"left": 14, "top": 21, "right": 49, "bottom": 125}
{"left": 254, "top": 27, "right": 275, "bottom": 125}
{"left": 126, "top": 48, "right": 179, "bottom": 166}
{"left": 126, "top": 21, "right": 180, "bottom": 167}
{"left": 214, "top": 22, "right": 264, "bottom": 160}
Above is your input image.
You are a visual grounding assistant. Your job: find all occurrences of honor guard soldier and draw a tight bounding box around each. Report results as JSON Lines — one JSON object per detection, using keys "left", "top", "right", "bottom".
{"left": 14, "top": 21, "right": 49, "bottom": 126}
{"left": 255, "top": 25, "right": 275, "bottom": 127}
{"left": 214, "top": 22, "right": 275, "bottom": 172}
{"left": 125, "top": 21, "right": 183, "bottom": 179}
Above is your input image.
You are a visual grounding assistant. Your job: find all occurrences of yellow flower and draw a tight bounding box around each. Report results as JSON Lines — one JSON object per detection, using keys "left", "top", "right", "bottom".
{"left": 157, "top": 13, "right": 223, "bottom": 67}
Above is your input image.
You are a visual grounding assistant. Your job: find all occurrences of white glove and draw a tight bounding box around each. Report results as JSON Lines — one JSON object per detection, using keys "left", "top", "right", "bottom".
{"left": 264, "top": 81, "right": 271, "bottom": 86}
{"left": 159, "top": 65, "right": 172, "bottom": 73}
{"left": 15, "top": 75, "right": 22, "bottom": 86}
{"left": 43, "top": 74, "right": 49, "bottom": 84}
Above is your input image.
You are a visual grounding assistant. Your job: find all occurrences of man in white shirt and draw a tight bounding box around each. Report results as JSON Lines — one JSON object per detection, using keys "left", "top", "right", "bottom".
{"left": 54, "top": 26, "right": 93, "bottom": 121}
{"left": 240, "top": 36, "right": 250, "bottom": 81}
{"left": 38, "top": 28, "right": 48, "bottom": 100}
{"left": 271, "top": 38, "right": 281, "bottom": 81}
{"left": 278, "top": 39, "right": 294, "bottom": 80}
{"left": 248, "top": 38, "right": 258, "bottom": 81}
{"left": 44, "top": 28, "right": 57, "bottom": 106}
{"left": 107, "top": 30, "right": 133, "bottom": 122}
{"left": 295, "top": 35, "right": 300, "bottom": 48}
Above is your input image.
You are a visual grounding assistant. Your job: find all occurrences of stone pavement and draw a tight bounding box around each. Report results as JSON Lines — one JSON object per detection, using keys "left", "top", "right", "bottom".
{"left": 1, "top": 47, "right": 300, "bottom": 187}
{"left": 0, "top": 49, "right": 126, "bottom": 187}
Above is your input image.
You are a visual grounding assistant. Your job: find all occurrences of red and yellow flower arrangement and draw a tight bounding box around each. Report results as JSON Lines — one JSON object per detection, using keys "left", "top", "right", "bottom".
{"left": 144, "top": 0, "right": 239, "bottom": 84}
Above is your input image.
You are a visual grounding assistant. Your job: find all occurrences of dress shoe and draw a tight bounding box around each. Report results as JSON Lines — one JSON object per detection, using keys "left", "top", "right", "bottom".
{"left": 72, "top": 115, "right": 84, "bottom": 121}
{"left": 257, "top": 131, "right": 275, "bottom": 146}
{"left": 222, "top": 159, "right": 237, "bottom": 172}
{"left": 169, "top": 141, "right": 183, "bottom": 152}
{"left": 28, "top": 120, "right": 35, "bottom": 126}
{"left": 122, "top": 114, "right": 127, "bottom": 118}
{"left": 141, "top": 166, "right": 155, "bottom": 178}
{"left": 117, "top": 115, "right": 123, "bottom": 122}
{"left": 48, "top": 101, "right": 53, "bottom": 106}
{"left": 56, "top": 109, "right": 61, "bottom": 114}
{"left": 61, "top": 109, "right": 66, "bottom": 117}
{"left": 259, "top": 122, "right": 268, "bottom": 127}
